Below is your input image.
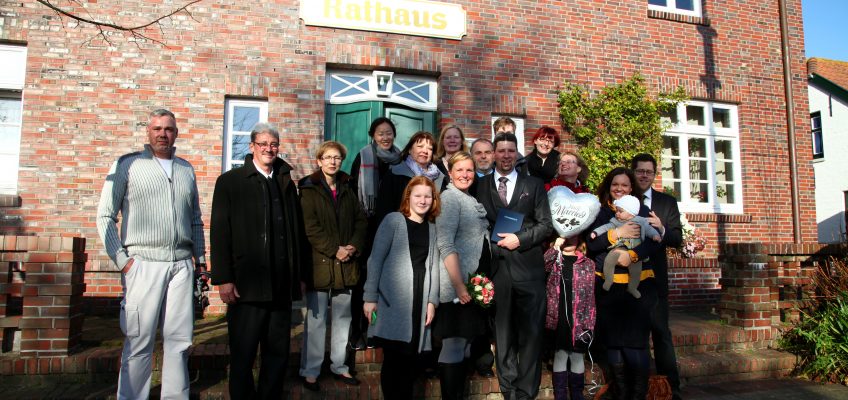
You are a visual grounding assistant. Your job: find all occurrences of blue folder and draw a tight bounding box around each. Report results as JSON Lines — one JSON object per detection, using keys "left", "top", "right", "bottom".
{"left": 491, "top": 208, "right": 525, "bottom": 242}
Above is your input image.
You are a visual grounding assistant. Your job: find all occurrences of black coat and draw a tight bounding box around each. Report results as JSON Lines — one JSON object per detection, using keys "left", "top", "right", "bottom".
{"left": 647, "top": 189, "right": 683, "bottom": 297}
{"left": 210, "top": 155, "right": 306, "bottom": 303}
{"left": 525, "top": 149, "right": 560, "bottom": 183}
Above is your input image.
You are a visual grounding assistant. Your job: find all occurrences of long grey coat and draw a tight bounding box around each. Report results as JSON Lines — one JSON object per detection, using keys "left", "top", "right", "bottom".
{"left": 364, "top": 212, "right": 440, "bottom": 352}
{"left": 436, "top": 184, "right": 489, "bottom": 303}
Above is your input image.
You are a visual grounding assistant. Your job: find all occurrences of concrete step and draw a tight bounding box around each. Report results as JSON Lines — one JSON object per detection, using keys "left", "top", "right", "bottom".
{"left": 677, "top": 348, "right": 795, "bottom": 385}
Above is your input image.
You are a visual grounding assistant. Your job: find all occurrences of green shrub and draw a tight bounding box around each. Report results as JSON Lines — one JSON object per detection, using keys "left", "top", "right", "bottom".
{"left": 557, "top": 73, "right": 687, "bottom": 191}
{"left": 778, "top": 257, "right": 848, "bottom": 384}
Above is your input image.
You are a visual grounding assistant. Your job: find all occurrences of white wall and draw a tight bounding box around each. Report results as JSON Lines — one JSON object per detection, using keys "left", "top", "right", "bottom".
{"left": 810, "top": 83, "right": 848, "bottom": 243}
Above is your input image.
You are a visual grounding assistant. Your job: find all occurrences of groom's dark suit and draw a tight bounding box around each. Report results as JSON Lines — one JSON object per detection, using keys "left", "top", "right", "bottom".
{"left": 476, "top": 171, "right": 552, "bottom": 400}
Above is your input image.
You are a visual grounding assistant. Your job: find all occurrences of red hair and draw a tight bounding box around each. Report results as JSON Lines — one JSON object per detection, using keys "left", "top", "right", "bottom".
{"left": 532, "top": 126, "right": 561, "bottom": 148}
{"left": 398, "top": 176, "right": 441, "bottom": 223}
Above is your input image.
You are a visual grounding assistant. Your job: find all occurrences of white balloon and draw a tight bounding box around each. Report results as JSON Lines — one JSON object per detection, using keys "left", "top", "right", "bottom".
{"left": 547, "top": 186, "right": 601, "bottom": 238}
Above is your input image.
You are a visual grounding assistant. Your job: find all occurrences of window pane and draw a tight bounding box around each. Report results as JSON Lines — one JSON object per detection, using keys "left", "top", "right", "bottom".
{"left": 661, "top": 158, "right": 680, "bottom": 181}
{"left": 233, "top": 106, "right": 260, "bottom": 132}
{"left": 659, "top": 108, "right": 678, "bottom": 126}
{"left": 686, "top": 105, "right": 705, "bottom": 126}
{"left": 811, "top": 114, "right": 821, "bottom": 130}
{"left": 715, "top": 160, "right": 734, "bottom": 181}
{"left": 649, "top": 0, "right": 667, "bottom": 5}
{"left": 231, "top": 134, "right": 251, "bottom": 162}
{"left": 713, "top": 108, "right": 731, "bottom": 128}
{"left": 0, "top": 99, "right": 22, "bottom": 124}
{"left": 688, "top": 137, "right": 707, "bottom": 157}
{"left": 0, "top": 125, "right": 20, "bottom": 150}
{"left": 715, "top": 139, "right": 733, "bottom": 159}
{"left": 675, "top": 0, "right": 695, "bottom": 11}
{"left": 662, "top": 136, "right": 679, "bottom": 157}
{"left": 689, "top": 160, "right": 708, "bottom": 180}
{"left": 690, "top": 182, "right": 709, "bottom": 203}
{"left": 813, "top": 132, "right": 824, "bottom": 157}
{"left": 716, "top": 183, "right": 735, "bottom": 204}
{"left": 663, "top": 182, "right": 682, "bottom": 201}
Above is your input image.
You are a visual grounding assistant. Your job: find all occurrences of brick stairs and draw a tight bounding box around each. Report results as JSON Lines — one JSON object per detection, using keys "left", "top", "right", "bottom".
{"left": 0, "top": 307, "right": 796, "bottom": 399}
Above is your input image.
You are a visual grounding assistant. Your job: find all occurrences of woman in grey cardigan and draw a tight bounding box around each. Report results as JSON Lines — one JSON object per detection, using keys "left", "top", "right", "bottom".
{"left": 364, "top": 176, "right": 441, "bottom": 400}
{"left": 433, "top": 152, "right": 491, "bottom": 400}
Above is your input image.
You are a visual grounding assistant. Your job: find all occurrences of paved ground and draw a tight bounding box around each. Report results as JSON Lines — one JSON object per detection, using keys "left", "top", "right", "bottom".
{"left": 0, "top": 376, "right": 846, "bottom": 399}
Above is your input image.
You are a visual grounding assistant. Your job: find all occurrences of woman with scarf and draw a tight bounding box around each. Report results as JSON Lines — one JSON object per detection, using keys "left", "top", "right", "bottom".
{"left": 433, "top": 124, "right": 469, "bottom": 178}
{"left": 546, "top": 151, "right": 590, "bottom": 194}
{"left": 348, "top": 117, "right": 403, "bottom": 350}
{"left": 374, "top": 131, "right": 445, "bottom": 224}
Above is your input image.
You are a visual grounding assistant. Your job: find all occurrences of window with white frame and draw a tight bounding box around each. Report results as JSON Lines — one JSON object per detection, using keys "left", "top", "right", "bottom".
{"left": 660, "top": 101, "right": 742, "bottom": 213}
{"left": 223, "top": 98, "right": 268, "bottom": 172}
{"left": 326, "top": 69, "right": 438, "bottom": 111}
{"left": 648, "top": 0, "right": 702, "bottom": 18}
{"left": 811, "top": 111, "right": 823, "bottom": 159}
{"left": 0, "top": 44, "right": 27, "bottom": 195}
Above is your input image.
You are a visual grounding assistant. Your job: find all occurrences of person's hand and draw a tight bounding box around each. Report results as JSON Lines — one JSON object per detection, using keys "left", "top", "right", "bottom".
{"left": 335, "top": 246, "right": 350, "bottom": 262}
{"left": 647, "top": 211, "right": 665, "bottom": 236}
{"left": 425, "top": 303, "right": 436, "bottom": 326}
{"left": 616, "top": 222, "right": 641, "bottom": 239}
{"left": 195, "top": 263, "right": 208, "bottom": 282}
{"left": 218, "top": 283, "right": 240, "bottom": 304}
{"left": 455, "top": 285, "right": 471, "bottom": 304}
{"left": 344, "top": 245, "right": 357, "bottom": 256}
{"left": 497, "top": 233, "right": 520, "bottom": 250}
{"left": 617, "top": 251, "right": 633, "bottom": 267}
{"left": 122, "top": 258, "right": 135, "bottom": 274}
{"left": 652, "top": 235, "right": 662, "bottom": 242}
{"left": 553, "top": 237, "right": 565, "bottom": 249}
{"left": 363, "top": 302, "right": 377, "bottom": 324}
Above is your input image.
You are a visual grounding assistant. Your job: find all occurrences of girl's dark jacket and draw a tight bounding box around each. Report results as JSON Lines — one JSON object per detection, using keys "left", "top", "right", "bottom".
{"left": 210, "top": 154, "right": 307, "bottom": 303}
{"left": 298, "top": 170, "right": 368, "bottom": 290}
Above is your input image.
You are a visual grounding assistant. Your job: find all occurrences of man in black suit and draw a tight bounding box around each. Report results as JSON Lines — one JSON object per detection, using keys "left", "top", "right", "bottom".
{"left": 476, "top": 133, "right": 553, "bottom": 400}
{"left": 631, "top": 153, "right": 684, "bottom": 400}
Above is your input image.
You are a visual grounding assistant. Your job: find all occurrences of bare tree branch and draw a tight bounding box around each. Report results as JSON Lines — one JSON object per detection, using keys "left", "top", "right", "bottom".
{"left": 36, "top": 0, "right": 203, "bottom": 47}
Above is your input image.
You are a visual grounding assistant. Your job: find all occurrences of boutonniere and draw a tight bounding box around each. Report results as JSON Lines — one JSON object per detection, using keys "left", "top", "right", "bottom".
{"left": 519, "top": 192, "right": 530, "bottom": 200}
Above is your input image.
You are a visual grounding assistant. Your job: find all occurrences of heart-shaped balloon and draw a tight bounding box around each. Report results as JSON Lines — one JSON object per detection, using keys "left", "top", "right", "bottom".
{"left": 547, "top": 186, "right": 601, "bottom": 238}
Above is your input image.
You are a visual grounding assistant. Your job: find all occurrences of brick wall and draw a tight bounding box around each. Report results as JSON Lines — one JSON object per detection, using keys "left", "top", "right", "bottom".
{"left": 0, "top": 0, "right": 815, "bottom": 301}
{"left": 668, "top": 258, "right": 722, "bottom": 310}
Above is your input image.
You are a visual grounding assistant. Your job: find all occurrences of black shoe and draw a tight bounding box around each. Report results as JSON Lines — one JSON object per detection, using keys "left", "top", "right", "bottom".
{"left": 476, "top": 367, "right": 495, "bottom": 377}
{"left": 302, "top": 377, "right": 320, "bottom": 392}
{"left": 349, "top": 335, "right": 367, "bottom": 351}
{"left": 333, "top": 373, "right": 361, "bottom": 386}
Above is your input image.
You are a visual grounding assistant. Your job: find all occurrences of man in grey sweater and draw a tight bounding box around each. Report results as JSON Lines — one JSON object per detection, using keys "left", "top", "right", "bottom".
{"left": 97, "top": 109, "right": 206, "bottom": 400}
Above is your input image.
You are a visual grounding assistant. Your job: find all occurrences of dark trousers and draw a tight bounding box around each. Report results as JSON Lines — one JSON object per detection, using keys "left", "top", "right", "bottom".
{"left": 493, "top": 275, "right": 546, "bottom": 400}
{"left": 650, "top": 295, "right": 681, "bottom": 395}
{"left": 227, "top": 301, "right": 292, "bottom": 400}
{"left": 380, "top": 346, "right": 424, "bottom": 400}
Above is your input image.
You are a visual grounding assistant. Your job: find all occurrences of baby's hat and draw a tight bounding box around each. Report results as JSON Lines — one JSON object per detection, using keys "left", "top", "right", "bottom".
{"left": 613, "top": 195, "right": 641, "bottom": 216}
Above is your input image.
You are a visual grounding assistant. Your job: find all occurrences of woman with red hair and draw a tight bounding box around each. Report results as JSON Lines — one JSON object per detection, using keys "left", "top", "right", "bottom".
{"left": 526, "top": 126, "right": 561, "bottom": 182}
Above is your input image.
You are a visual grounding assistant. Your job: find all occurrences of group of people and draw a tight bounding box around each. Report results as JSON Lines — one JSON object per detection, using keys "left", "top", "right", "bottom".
{"left": 97, "top": 110, "right": 683, "bottom": 400}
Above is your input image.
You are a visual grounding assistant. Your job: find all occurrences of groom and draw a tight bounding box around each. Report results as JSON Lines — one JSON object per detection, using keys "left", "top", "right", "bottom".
{"left": 476, "top": 132, "right": 553, "bottom": 399}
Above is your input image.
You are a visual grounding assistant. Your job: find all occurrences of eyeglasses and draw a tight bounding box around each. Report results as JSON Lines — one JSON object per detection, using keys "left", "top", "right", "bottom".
{"left": 634, "top": 169, "right": 656, "bottom": 176}
{"left": 536, "top": 137, "right": 555, "bottom": 144}
{"left": 321, "top": 156, "right": 343, "bottom": 162}
{"left": 253, "top": 142, "right": 280, "bottom": 149}
{"left": 559, "top": 160, "right": 577, "bottom": 165}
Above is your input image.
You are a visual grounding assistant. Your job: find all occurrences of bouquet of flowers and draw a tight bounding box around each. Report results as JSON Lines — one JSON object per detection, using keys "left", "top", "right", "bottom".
{"left": 668, "top": 213, "right": 706, "bottom": 258}
{"left": 467, "top": 273, "right": 494, "bottom": 308}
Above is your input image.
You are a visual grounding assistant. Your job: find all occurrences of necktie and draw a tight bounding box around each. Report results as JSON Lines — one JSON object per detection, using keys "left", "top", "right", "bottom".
{"left": 498, "top": 176, "right": 509, "bottom": 205}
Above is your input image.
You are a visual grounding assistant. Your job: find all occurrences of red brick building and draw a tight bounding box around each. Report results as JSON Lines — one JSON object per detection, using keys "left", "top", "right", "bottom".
{"left": 0, "top": 0, "right": 814, "bottom": 312}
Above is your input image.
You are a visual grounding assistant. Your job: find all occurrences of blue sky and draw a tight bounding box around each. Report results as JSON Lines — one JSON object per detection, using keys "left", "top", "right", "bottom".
{"left": 803, "top": 0, "right": 848, "bottom": 60}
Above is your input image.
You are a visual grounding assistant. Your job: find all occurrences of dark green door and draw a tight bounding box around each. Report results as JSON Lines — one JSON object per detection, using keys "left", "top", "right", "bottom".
{"left": 325, "top": 102, "right": 436, "bottom": 173}
{"left": 325, "top": 102, "right": 383, "bottom": 173}
{"left": 385, "top": 105, "right": 436, "bottom": 150}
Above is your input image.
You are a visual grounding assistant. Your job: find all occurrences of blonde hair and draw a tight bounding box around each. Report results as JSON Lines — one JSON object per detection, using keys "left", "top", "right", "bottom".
{"left": 315, "top": 141, "right": 347, "bottom": 160}
{"left": 435, "top": 125, "right": 468, "bottom": 159}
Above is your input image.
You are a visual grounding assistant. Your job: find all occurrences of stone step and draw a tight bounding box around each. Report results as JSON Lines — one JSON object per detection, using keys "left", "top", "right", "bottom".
{"left": 665, "top": 310, "right": 778, "bottom": 355}
{"left": 678, "top": 348, "right": 795, "bottom": 385}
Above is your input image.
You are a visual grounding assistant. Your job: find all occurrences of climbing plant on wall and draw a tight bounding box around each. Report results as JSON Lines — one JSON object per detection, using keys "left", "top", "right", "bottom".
{"left": 558, "top": 73, "right": 687, "bottom": 191}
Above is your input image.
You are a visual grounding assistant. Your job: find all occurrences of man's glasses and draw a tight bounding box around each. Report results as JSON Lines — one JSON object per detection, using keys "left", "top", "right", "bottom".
{"left": 253, "top": 142, "right": 280, "bottom": 149}
{"left": 634, "top": 169, "right": 656, "bottom": 176}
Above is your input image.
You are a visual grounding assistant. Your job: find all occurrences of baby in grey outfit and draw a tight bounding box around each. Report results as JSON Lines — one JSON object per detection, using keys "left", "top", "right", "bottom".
{"left": 591, "top": 195, "right": 661, "bottom": 298}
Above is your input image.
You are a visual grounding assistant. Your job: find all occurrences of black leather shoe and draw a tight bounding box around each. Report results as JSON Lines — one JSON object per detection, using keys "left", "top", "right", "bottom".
{"left": 333, "top": 373, "right": 361, "bottom": 386}
{"left": 476, "top": 367, "right": 495, "bottom": 377}
{"left": 302, "top": 377, "right": 320, "bottom": 392}
{"left": 349, "top": 336, "right": 367, "bottom": 351}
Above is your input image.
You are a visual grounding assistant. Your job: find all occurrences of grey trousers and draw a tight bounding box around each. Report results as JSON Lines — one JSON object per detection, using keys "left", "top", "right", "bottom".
{"left": 118, "top": 259, "right": 194, "bottom": 400}
{"left": 300, "top": 289, "right": 353, "bottom": 378}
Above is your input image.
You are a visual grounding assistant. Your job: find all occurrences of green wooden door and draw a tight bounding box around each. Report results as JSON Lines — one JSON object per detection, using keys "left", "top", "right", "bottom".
{"left": 325, "top": 102, "right": 383, "bottom": 173}
{"left": 325, "top": 102, "right": 436, "bottom": 173}
{"left": 385, "top": 105, "right": 437, "bottom": 150}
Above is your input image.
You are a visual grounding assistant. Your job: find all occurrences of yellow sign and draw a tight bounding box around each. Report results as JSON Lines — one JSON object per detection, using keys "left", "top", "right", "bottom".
{"left": 300, "top": 0, "right": 467, "bottom": 40}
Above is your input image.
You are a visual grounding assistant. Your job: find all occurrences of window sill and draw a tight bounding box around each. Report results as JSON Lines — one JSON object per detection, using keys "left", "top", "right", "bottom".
{"left": 647, "top": 9, "right": 710, "bottom": 26}
{"left": 0, "top": 194, "right": 22, "bottom": 208}
{"left": 684, "top": 213, "right": 751, "bottom": 223}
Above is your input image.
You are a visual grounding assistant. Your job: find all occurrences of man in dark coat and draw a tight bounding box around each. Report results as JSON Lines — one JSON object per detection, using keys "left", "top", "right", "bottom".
{"left": 476, "top": 133, "right": 553, "bottom": 400}
{"left": 631, "top": 153, "right": 684, "bottom": 400}
{"left": 211, "top": 122, "right": 306, "bottom": 399}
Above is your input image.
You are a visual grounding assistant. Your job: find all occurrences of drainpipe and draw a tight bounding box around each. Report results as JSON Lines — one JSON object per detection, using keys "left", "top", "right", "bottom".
{"left": 778, "top": 0, "right": 802, "bottom": 244}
